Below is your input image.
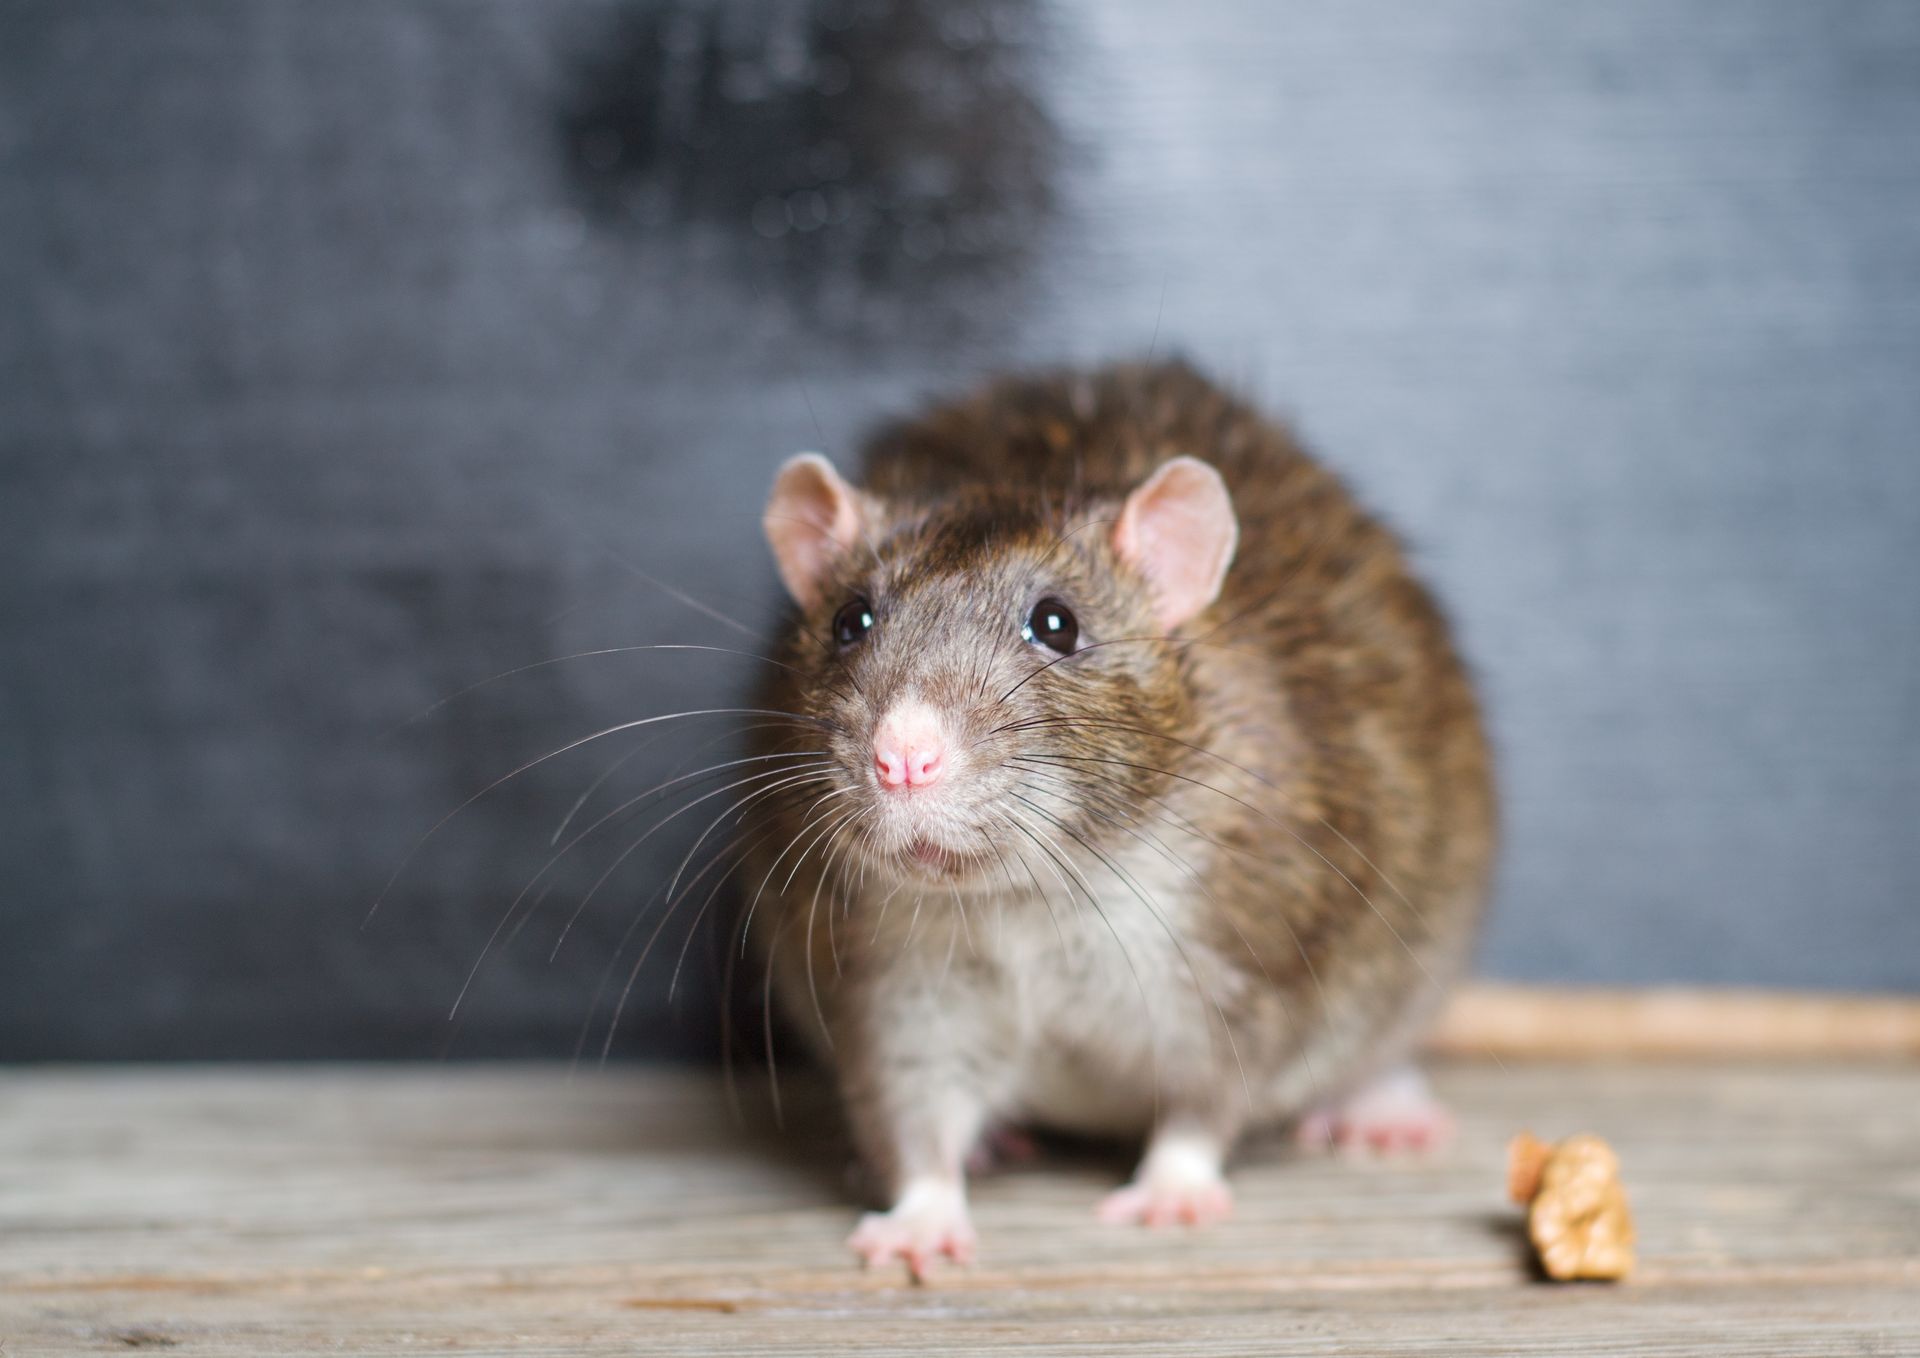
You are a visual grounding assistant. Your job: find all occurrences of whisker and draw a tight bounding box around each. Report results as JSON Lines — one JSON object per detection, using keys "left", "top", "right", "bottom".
{"left": 867, "top": 872, "right": 909, "bottom": 944}
{"left": 800, "top": 807, "right": 865, "bottom": 1050}
{"left": 989, "top": 816, "right": 1067, "bottom": 952}
{"left": 810, "top": 813, "right": 866, "bottom": 980}
{"left": 564, "top": 766, "right": 839, "bottom": 965}
{"left": 935, "top": 888, "right": 962, "bottom": 996}
{"left": 736, "top": 787, "right": 859, "bottom": 958}
{"left": 364, "top": 706, "right": 824, "bottom": 926}
{"left": 1000, "top": 805, "right": 1161, "bottom": 1121}
{"left": 762, "top": 913, "right": 791, "bottom": 1129}
{"left": 1016, "top": 746, "right": 1471, "bottom": 1077}
{"left": 601, "top": 799, "right": 826, "bottom": 1063}
{"left": 551, "top": 716, "right": 805, "bottom": 847}
{"left": 599, "top": 778, "right": 842, "bottom": 1072}
{"left": 902, "top": 890, "right": 925, "bottom": 950}
{"left": 1011, "top": 793, "right": 1250, "bottom": 1112}
{"left": 388, "top": 644, "right": 810, "bottom": 736}
{"left": 1014, "top": 767, "right": 1319, "bottom": 1119}
{"left": 988, "top": 633, "right": 1265, "bottom": 714}
{"left": 997, "top": 808, "right": 1082, "bottom": 935}
{"left": 544, "top": 757, "right": 835, "bottom": 962}
{"left": 579, "top": 532, "right": 764, "bottom": 641}
{"left": 947, "top": 878, "right": 976, "bottom": 958}
{"left": 451, "top": 760, "right": 832, "bottom": 1022}
{"left": 668, "top": 784, "right": 856, "bottom": 1026}
{"left": 549, "top": 736, "right": 659, "bottom": 848}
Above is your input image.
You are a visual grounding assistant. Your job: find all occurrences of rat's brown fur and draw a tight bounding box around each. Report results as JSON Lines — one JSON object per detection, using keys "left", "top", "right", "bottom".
{"left": 743, "top": 360, "right": 1495, "bottom": 1255}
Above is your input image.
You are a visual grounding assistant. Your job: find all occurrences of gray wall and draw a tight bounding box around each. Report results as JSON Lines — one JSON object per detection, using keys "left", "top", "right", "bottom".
{"left": 4, "top": 0, "right": 1916, "bottom": 1060}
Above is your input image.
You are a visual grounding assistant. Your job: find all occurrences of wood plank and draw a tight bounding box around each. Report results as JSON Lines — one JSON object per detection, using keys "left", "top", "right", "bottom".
{"left": 1431, "top": 985, "right": 1920, "bottom": 1059}
{"left": 2, "top": 1062, "right": 1917, "bottom": 1355}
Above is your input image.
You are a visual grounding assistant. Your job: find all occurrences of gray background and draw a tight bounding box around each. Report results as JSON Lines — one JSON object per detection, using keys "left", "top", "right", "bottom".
{"left": 4, "top": 0, "right": 1916, "bottom": 1060}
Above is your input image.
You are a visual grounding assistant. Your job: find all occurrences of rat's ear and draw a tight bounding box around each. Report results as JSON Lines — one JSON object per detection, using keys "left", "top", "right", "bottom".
{"left": 1113, "top": 456, "right": 1239, "bottom": 631}
{"left": 764, "top": 453, "right": 865, "bottom": 610}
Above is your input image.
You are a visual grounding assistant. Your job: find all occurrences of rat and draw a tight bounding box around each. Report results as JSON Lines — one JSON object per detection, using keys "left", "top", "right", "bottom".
{"left": 741, "top": 359, "right": 1495, "bottom": 1279}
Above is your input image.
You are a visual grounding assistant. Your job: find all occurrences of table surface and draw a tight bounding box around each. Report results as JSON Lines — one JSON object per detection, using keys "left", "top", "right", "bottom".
{"left": 4, "top": 1061, "right": 1918, "bottom": 1356}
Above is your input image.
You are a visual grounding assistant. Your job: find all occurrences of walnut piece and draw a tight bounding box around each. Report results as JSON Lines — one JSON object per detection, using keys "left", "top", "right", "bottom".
{"left": 1507, "top": 1131, "right": 1636, "bottom": 1281}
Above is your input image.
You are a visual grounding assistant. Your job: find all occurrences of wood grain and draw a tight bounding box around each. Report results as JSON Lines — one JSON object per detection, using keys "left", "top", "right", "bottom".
{"left": 2, "top": 1062, "right": 1916, "bottom": 1355}
{"left": 1431, "top": 985, "right": 1920, "bottom": 1059}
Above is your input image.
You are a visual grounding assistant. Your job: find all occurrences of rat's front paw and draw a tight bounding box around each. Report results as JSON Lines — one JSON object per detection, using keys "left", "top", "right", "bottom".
{"left": 1097, "top": 1131, "right": 1233, "bottom": 1228}
{"left": 847, "top": 1178, "right": 975, "bottom": 1281}
{"left": 1295, "top": 1066, "right": 1453, "bottom": 1153}
{"left": 1097, "top": 1174, "right": 1233, "bottom": 1228}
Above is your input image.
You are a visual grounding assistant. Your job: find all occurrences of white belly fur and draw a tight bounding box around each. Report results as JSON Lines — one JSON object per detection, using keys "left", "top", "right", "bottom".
{"left": 932, "top": 840, "right": 1255, "bottom": 1138}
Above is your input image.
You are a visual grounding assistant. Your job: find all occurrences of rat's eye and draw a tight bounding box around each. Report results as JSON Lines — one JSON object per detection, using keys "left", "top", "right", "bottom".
{"left": 833, "top": 598, "right": 875, "bottom": 647}
{"left": 1023, "top": 597, "right": 1079, "bottom": 655}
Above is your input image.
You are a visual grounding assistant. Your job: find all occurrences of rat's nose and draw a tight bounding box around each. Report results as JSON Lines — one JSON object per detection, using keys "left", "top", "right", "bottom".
{"left": 873, "top": 703, "right": 947, "bottom": 792}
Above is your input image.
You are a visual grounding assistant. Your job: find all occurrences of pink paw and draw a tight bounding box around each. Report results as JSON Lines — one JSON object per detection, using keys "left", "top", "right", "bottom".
{"left": 1296, "top": 1068, "right": 1453, "bottom": 1154}
{"left": 965, "top": 1123, "right": 1039, "bottom": 1176}
{"left": 1097, "top": 1175, "right": 1234, "bottom": 1228}
{"left": 847, "top": 1179, "right": 975, "bottom": 1281}
{"left": 1098, "top": 1133, "right": 1233, "bottom": 1228}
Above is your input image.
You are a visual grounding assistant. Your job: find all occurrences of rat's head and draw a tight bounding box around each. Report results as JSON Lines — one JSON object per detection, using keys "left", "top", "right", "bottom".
{"left": 760, "top": 451, "right": 1238, "bottom": 888}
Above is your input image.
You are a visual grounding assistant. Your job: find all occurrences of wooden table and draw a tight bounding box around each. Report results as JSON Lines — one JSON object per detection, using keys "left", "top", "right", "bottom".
{"left": 4, "top": 1061, "right": 1917, "bottom": 1355}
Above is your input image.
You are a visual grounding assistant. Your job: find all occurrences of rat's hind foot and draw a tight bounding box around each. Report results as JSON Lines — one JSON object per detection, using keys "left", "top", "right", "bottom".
{"left": 1295, "top": 1066, "right": 1452, "bottom": 1154}
{"left": 1097, "top": 1129, "right": 1233, "bottom": 1228}
{"left": 965, "top": 1122, "right": 1039, "bottom": 1175}
{"left": 848, "top": 1177, "right": 976, "bottom": 1281}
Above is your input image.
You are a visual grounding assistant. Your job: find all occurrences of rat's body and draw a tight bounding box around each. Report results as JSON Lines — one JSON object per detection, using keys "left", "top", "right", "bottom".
{"left": 745, "top": 361, "right": 1495, "bottom": 1276}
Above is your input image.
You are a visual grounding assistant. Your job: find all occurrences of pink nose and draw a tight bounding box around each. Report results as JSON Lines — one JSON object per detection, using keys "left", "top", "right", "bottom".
{"left": 873, "top": 706, "right": 947, "bottom": 791}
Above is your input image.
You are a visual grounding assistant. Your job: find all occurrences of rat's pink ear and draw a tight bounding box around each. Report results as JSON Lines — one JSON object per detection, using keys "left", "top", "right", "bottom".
{"left": 1113, "top": 456, "right": 1239, "bottom": 631}
{"left": 764, "top": 453, "right": 865, "bottom": 609}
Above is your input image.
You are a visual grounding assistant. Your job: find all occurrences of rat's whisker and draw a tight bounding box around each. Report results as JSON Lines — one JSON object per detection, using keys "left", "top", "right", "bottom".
{"left": 1013, "top": 752, "right": 1342, "bottom": 1105}
{"left": 388, "top": 644, "right": 811, "bottom": 737}
{"left": 544, "top": 758, "right": 836, "bottom": 962}
{"left": 1006, "top": 718, "right": 1466, "bottom": 971}
{"left": 1012, "top": 765, "right": 1324, "bottom": 1116}
{"left": 366, "top": 707, "right": 825, "bottom": 926}
{"left": 761, "top": 913, "right": 793, "bottom": 1130}
{"left": 935, "top": 889, "right": 963, "bottom": 997}
{"left": 1011, "top": 794, "right": 1251, "bottom": 1111}
{"left": 998, "top": 808, "right": 1082, "bottom": 935}
{"left": 737, "top": 787, "right": 859, "bottom": 958}
{"left": 666, "top": 823, "right": 784, "bottom": 1007}
{"left": 811, "top": 812, "right": 867, "bottom": 980}
{"left": 576, "top": 810, "right": 786, "bottom": 1072}
{"left": 552, "top": 717, "right": 808, "bottom": 847}
{"left": 799, "top": 806, "right": 865, "bottom": 1050}
{"left": 550, "top": 735, "right": 662, "bottom": 848}
{"left": 989, "top": 817, "right": 1067, "bottom": 952}
{"left": 947, "top": 878, "right": 976, "bottom": 958}
{"left": 564, "top": 766, "right": 841, "bottom": 964}
{"left": 602, "top": 803, "right": 824, "bottom": 1063}
{"left": 901, "top": 891, "right": 926, "bottom": 951}
{"left": 1002, "top": 804, "right": 1162, "bottom": 1121}
{"left": 580, "top": 533, "right": 765, "bottom": 642}
{"left": 866, "top": 871, "right": 909, "bottom": 945}
{"left": 1021, "top": 747, "right": 1466, "bottom": 1064}
{"left": 453, "top": 761, "right": 833, "bottom": 1023}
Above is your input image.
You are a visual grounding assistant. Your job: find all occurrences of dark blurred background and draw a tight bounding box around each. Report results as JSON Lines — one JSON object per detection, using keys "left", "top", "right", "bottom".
{"left": 4, "top": 0, "right": 1917, "bottom": 1060}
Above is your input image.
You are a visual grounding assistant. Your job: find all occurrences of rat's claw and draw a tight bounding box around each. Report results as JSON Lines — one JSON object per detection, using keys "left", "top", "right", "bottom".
{"left": 1098, "top": 1130, "right": 1233, "bottom": 1228}
{"left": 847, "top": 1178, "right": 975, "bottom": 1281}
{"left": 1097, "top": 1175, "right": 1233, "bottom": 1228}
{"left": 1296, "top": 1067, "right": 1453, "bottom": 1155}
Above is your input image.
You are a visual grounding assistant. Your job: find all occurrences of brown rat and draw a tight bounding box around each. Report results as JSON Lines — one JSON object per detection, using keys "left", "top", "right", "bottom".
{"left": 742, "top": 359, "right": 1495, "bottom": 1278}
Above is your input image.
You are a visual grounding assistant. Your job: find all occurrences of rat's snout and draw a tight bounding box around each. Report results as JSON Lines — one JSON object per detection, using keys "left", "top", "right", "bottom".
{"left": 872, "top": 701, "right": 948, "bottom": 793}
